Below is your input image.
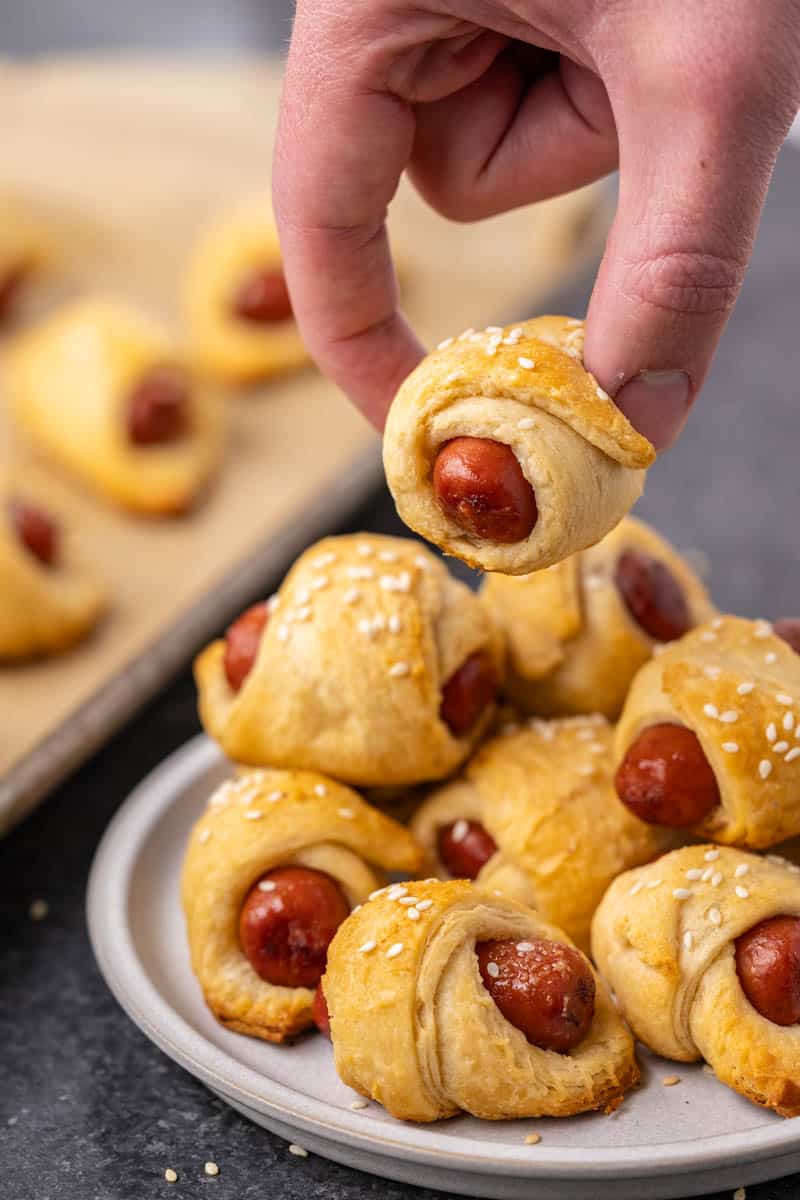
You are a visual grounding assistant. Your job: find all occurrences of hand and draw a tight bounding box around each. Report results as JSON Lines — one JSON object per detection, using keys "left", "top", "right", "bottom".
{"left": 273, "top": 0, "right": 800, "bottom": 447}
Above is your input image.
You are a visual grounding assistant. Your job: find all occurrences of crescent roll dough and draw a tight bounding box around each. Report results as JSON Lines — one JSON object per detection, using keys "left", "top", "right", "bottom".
{"left": 616, "top": 616, "right": 800, "bottom": 848}
{"left": 383, "top": 316, "right": 655, "bottom": 575}
{"left": 195, "top": 534, "right": 503, "bottom": 786}
{"left": 182, "top": 767, "right": 423, "bottom": 1042}
{"left": 6, "top": 298, "right": 224, "bottom": 514}
{"left": 592, "top": 845, "right": 800, "bottom": 1117}
{"left": 323, "top": 878, "right": 638, "bottom": 1121}
{"left": 481, "top": 516, "right": 715, "bottom": 719}
{"left": 411, "top": 716, "right": 673, "bottom": 951}
{"left": 0, "top": 482, "right": 106, "bottom": 659}
{"left": 185, "top": 203, "right": 308, "bottom": 384}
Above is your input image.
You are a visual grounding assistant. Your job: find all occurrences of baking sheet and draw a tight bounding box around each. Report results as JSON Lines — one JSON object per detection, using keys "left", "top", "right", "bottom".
{"left": 0, "top": 56, "right": 609, "bottom": 833}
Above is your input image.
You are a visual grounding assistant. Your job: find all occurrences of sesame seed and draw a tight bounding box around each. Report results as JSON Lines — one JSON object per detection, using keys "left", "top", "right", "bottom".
{"left": 277, "top": 624, "right": 289, "bottom": 642}
{"left": 577, "top": 728, "right": 596, "bottom": 741}
{"left": 165, "top": 1168, "right": 178, "bottom": 1183}
{"left": 352, "top": 905, "right": 362, "bottom": 914}
{"left": 486, "top": 962, "right": 500, "bottom": 978}
{"left": 267, "top": 790, "right": 284, "bottom": 803}
{"left": 338, "top": 807, "right": 354, "bottom": 819}
{"left": 736, "top": 886, "right": 750, "bottom": 901}
{"left": 379, "top": 572, "right": 411, "bottom": 593}
{"left": 711, "top": 873, "right": 723, "bottom": 887}
{"left": 379, "top": 550, "right": 398, "bottom": 562}
{"left": 777, "top": 694, "right": 794, "bottom": 705}
{"left": 205, "top": 1162, "right": 220, "bottom": 1177}
{"left": 720, "top": 710, "right": 739, "bottom": 723}
{"left": 646, "top": 879, "right": 663, "bottom": 890}
{"left": 445, "top": 371, "right": 463, "bottom": 384}
{"left": 451, "top": 819, "right": 469, "bottom": 843}
{"left": 524, "top": 1133, "right": 542, "bottom": 1145}
{"left": 708, "top": 908, "right": 722, "bottom": 926}
{"left": 722, "top": 742, "right": 739, "bottom": 753}
{"left": 347, "top": 565, "right": 374, "bottom": 580}
{"left": 243, "top": 810, "right": 263, "bottom": 821}
{"left": 703, "top": 704, "right": 719, "bottom": 719}
{"left": 629, "top": 881, "right": 644, "bottom": 897}
{"left": 774, "top": 741, "right": 790, "bottom": 754}
{"left": 686, "top": 869, "right": 703, "bottom": 881}
{"left": 704, "top": 666, "right": 721, "bottom": 679}
{"left": 343, "top": 587, "right": 361, "bottom": 605}
{"left": 517, "top": 356, "right": 535, "bottom": 369}
{"left": 296, "top": 587, "right": 311, "bottom": 604}
{"left": 683, "top": 931, "right": 694, "bottom": 950}
{"left": 518, "top": 417, "right": 536, "bottom": 430}
{"left": 312, "top": 552, "right": 337, "bottom": 568}
{"left": 437, "top": 337, "right": 454, "bottom": 350}
{"left": 673, "top": 888, "right": 692, "bottom": 900}
{"left": 758, "top": 759, "right": 773, "bottom": 779}
{"left": 198, "top": 828, "right": 212, "bottom": 844}
{"left": 407, "top": 908, "right": 421, "bottom": 921}
{"left": 754, "top": 620, "right": 772, "bottom": 638}
{"left": 737, "top": 682, "right": 755, "bottom": 695}
{"left": 414, "top": 554, "right": 429, "bottom": 569}
{"left": 314, "top": 783, "right": 327, "bottom": 797}
{"left": 700, "top": 631, "right": 717, "bottom": 642}
{"left": 765, "top": 652, "right": 778, "bottom": 665}
{"left": 596, "top": 385, "right": 610, "bottom": 401}
{"left": 258, "top": 880, "right": 277, "bottom": 892}
{"left": 766, "top": 723, "right": 777, "bottom": 742}
{"left": 388, "top": 662, "right": 410, "bottom": 678}
{"left": 267, "top": 594, "right": 280, "bottom": 613}
{"left": 786, "top": 748, "right": 800, "bottom": 763}
{"left": 388, "top": 614, "right": 402, "bottom": 634}
{"left": 704, "top": 849, "right": 720, "bottom": 862}
{"left": 458, "top": 328, "right": 475, "bottom": 340}
{"left": 310, "top": 575, "right": 329, "bottom": 591}
{"left": 701, "top": 867, "right": 713, "bottom": 882}
{"left": 289, "top": 1145, "right": 308, "bottom": 1158}
{"left": 398, "top": 896, "right": 419, "bottom": 906}
{"left": 358, "top": 941, "right": 377, "bottom": 954}
{"left": 350, "top": 1099, "right": 369, "bottom": 1110}
{"left": 29, "top": 899, "right": 48, "bottom": 921}
{"left": 733, "top": 1189, "right": 746, "bottom": 1200}
{"left": 387, "top": 886, "right": 408, "bottom": 900}
{"left": 662, "top": 1075, "right": 681, "bottom": 1087}
{"left": 711, "top": 617, "right": 723, "bottom": 630}
{"left": 577, "top": 765, "right": 595, "bottom": 776}
{"left": 785, "top": 713, "right": 796, "bottom": 732}
{"left": 486, "top": 325, "right": 503, "bottom": 334}
{"left": 368, "top": 887, "right": 386, "bottom": 900}
{"left": 295, "top": 606, "right": 312, "bottom": 623}
{"left": 416, "top": 900, "right": 433, "bottom": 911}
{"left": 356, "top": 543, "right": 373, "bottom": 557}
{"left": 386, "top": 943, "right": 404, "bottom": 959}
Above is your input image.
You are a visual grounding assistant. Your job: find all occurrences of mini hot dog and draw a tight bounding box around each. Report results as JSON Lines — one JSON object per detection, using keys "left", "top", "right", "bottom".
{"left": 127, "top": 366, "right": 190, "bottom": 446}
{"left": 9, "top": 497, "right": 59, "bottom": 567}
{"left": 432, "top": 437, "right": 538, "bottom": 544}
{"left": 232, "top": 268, "right": 293, "bottom": 324}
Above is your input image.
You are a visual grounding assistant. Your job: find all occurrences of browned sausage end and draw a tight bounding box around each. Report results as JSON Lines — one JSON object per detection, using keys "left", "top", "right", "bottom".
{"left": 432, "top": 437, "right": 538, "bottom": 544}
{"left": 437, "top": 819, "right": 497, "bottom": 880}
{"left": 615, "top": 723, "right": 720, "bottom": 827}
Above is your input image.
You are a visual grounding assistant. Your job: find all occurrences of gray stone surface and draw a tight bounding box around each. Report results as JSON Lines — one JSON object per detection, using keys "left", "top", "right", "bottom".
{"left": 2, "top": 6, "right": 800, "bottom": 1198}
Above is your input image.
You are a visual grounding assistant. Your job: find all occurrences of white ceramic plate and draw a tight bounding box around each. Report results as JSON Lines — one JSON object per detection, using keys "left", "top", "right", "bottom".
{"left": 87, "top": 737, "right": 800, "bottom": 1200}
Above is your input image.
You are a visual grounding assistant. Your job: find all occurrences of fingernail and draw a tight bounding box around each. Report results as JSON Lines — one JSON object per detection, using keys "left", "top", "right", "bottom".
{"left": 614, "top": 371, "right": 691, "bottom": 452}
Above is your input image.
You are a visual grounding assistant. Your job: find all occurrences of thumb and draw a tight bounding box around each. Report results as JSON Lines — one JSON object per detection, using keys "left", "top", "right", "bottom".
{"left": 583, "top": 83, "right": 790, "bottom": 451}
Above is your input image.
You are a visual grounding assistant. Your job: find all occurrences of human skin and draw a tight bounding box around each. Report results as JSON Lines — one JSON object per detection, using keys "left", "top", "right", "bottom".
{"left": 273, "top": 1, "right": 800, "bottom": 446}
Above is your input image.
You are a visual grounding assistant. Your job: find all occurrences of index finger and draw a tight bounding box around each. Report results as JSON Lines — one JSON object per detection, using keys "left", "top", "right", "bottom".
{"left": 272, "top": 14, "right": 423, "bottom": 429}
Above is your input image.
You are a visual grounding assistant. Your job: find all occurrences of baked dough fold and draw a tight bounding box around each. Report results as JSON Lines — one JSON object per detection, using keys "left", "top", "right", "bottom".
{"left": 383, "top": 316, "right": 655, "bottom": 575}
{"left": 324, "top": 878, "right": 638, "bottom": 1121}
{"left": 615, "top": 616, "right": 800, "bottom": 848}
{"left": 481, "top": 516, "right": 714, "bottom": 718}
{"left": 411, "top": 716, "right": 673, "bottom": 951}
{"left": 592, "top": 845, "right": 800, "bottom": 1117}
{"left": 182, "top": 767, "right": 423, "bottom": 1043}
{"left": 195, "top": 533, "right": 503, "bottom": 786}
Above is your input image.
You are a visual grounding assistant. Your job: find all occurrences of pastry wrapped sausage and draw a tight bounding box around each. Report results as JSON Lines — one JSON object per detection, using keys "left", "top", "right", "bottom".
{"left": 614, "top": 616, "right": 800, "bottom": 848}
{"left": 0, "top": 194, "right": 51, "bottom": 324}
{"left": 481, "top": 516, "right": 715, "bottom": 719}
{"left": 383, "top": 316, "right": 655, "bottom": 576}
{"left": 592, "top": 845, "right": 800, "bottom": 1117}
{"left": 0, "top": 480, "right": 106, "bottom": 658}
{"left": 184, "top": 203, "right": 307, "bottom": 384}
{"left": 411, "top": 716, "right": 672, "bottom": 951}
{"left": 322, "top": 878, "right": 638, "bottom": 1121}
{"left": 195, "top": 534, "right": 503, "bottom": 786}
{"left": 182, "top": 767, "right": 423, "bottom": 1042}
{"left": 7, "top": 298, "right": 224, "bottom": 515}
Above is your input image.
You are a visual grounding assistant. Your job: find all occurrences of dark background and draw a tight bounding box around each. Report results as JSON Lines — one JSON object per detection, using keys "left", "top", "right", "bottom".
{"left": 2, "top": 4, "right": 800, "bottom": 1198}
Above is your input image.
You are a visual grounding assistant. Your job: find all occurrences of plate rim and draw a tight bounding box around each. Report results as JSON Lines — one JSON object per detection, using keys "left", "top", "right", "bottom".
{"left": 87, "top": 734, "right": 800, "bottom": 1184}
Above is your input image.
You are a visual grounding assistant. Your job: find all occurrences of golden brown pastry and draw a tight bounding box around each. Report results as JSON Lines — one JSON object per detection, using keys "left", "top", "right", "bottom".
{"left": 0, "top": 480, "right": 106, "bottom": 659}
{"left": 323, "top": 878, "right": 638, "bottom": 1121}
{"left": 383, "top": 316, "right": 655, "bottom": 576}
{"left": 410, "top": 715, "right": 673, "bottom": 951}
{"left": 194, "top": 533, "right": 503, "bottom": 786}
{"left": 182, "top": 767, "right": 423, "bottom": 1043}
{"left": 481, "top": 516, "right": 715, "bottom": 719}
{"left": 6, "top": 298, "right": 224, "bottom": 515}
{"left": 614, "top": 616, "right": 800, "bottom": 848}
{"left": 184, "top": 203, "right": 307, "bottom": 384}
{"left": 592, "top": 845, "right": 800, "bottom": 1117}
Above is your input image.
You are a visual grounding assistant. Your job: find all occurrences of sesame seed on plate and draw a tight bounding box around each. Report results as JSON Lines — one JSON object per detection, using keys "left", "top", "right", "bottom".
{"left": 338, "top": 808, "right": 355, "bottom": 819}
{"left": 389, "top": 662, "right": 410, "bottom": 678}
{"left": 258, "top": 880, "right": 277, "bottom": 892}
{"left": 708, "top": 908, "right": 722, "bottom": 926}
{"left": 758, "top": 759, "right": 773, "bottom": 779}
{"left": 358, "top": 941, "right": 377, "bottom": 954}
{"left": 524, "top": 1133, "right": 542, "bottom": 1145}
{"left": 289, "top": 1144, "right": 308, "bottom": 1158}
{"left": 451, "top": 819, "right": 469, "bottom": 843}
{"left": 662, "top": 1075, "right": 681, "bottom": 1087}
{"left": 205, "top": 1162, "right": 219, "bottom": 1177}
{"left": 29, "top": 899, "right": 48, "bottom": 921}
{"left": 350, "top": 1099, "right": 369, "bottom": 1110}
{"left": 703, "top": 704, "right": 719, "bottom": 719}
{"left": 486, "top": 961, "right": 500, "bottom": 978}
{"left": 736, "top": 886, "right": 750, "bottom": 899}
{"left": 734, "top": 864, "right": 749, "bottom": 878}
{"left": 517, "top": 356, "right": 535, "bottom": 369}
{"left": 672, "top": 888, "right": 692, "bottom": 900}
{"left": 722, "top": 742, "right": 739, "bottom": 753}
{"left": 737, "top": 682, "right": 755, "bottom": 695}
{"left": 165, "top": 1168, "right": 178, "bottom": 1183}
{"left": 704, "top": 849, "right": 720, "bottom": 862}
{"left": 386, "top": 943, "right": 404, "bottom": 959}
